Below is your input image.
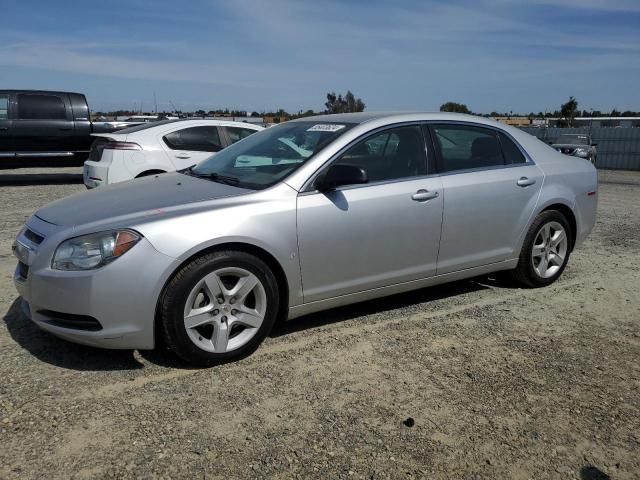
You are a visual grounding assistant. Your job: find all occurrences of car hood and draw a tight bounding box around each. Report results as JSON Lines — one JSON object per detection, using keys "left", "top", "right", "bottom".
{"left": 35, "top": 172, "right": 250, "bottom": 227}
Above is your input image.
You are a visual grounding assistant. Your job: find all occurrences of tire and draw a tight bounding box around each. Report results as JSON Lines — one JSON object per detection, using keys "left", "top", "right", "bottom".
{"left": 159, "top": 250, "right": 279, "bottom": 366}
{"left": 510, "top": 210, "right": 572, "bottom": 288}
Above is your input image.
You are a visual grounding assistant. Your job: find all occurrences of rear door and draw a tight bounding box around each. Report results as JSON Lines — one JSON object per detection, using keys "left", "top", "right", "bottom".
{"left": 12, "top": 93, "right": 75, "bottom": 157}
{"left": 161, "top": 125, "right": 225, "bottom": 168}
{"left": 429, "top": 123, "right": 543, "bottom": 274}
{"left": 0, "top": 93, "right": 13, "bottom": 160}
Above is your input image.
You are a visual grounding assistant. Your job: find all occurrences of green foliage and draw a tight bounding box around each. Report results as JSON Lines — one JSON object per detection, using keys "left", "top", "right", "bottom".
{"left": 324, "top": 91, "right": 366, "bottom": 114}
{"left": 440, "top": 102, "right": 471, "bottom": 114}
{"left": 560, "top": 96, "right": 579, "bottom": 126}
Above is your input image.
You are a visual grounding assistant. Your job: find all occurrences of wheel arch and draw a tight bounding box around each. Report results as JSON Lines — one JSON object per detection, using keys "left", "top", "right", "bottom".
{"left": 539, "top": 202, "right": 577, "bottom": 251}
{"left": 136, "top": 169, "right": 167, "bottom": 178}
{"left": 154, "top": 241, "right": 290, "bottom": 347}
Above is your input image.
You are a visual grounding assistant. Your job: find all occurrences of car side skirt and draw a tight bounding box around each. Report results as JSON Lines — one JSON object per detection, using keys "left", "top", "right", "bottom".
{"left": 286, "top": 258, "right": 518, "bottom": 320}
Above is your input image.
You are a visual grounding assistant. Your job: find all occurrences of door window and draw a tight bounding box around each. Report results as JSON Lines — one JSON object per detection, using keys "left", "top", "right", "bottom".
{"left": 497, "top": 131, "right": 527, "bottom": 164}
{"left": 432, "top": 124, "right": 504, "bottom": 172}
{"left": 17, "top": 94, "right": 66, "bottom": 120}
{"left": 333, "top": 125, "right": 427, "bottom": 183}
{"left": 163, "top": 126, "right": 222, "bottom": 152}
{"left": 226, "top": 126, "right": 258, "bottom": 144}
{"left": 0, "top": 95, "right": 8, "bottom": 120}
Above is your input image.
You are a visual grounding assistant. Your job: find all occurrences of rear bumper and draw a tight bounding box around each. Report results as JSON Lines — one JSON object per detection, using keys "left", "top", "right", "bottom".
{"left": 83, "top": 160, "right": 108, "bottom": 189}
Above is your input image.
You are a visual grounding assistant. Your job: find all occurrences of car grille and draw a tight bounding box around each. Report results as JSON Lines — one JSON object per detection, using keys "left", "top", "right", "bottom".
{"left": 17, "top": 261, "right": 29, "bottom": 280}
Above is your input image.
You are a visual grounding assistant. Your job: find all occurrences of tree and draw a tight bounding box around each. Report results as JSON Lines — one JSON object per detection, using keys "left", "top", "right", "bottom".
{"left": 324, "top": 90, "right": 366, "bottom": 114}
{"left": 560, "top": 96, "right": 578, "bottom": 126}
{"left": 440, "top": 102, "right": 471, "bottom": 114}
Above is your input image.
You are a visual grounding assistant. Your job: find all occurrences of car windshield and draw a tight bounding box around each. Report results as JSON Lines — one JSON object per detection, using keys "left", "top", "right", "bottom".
{"left": 189, "top": 121, "right": 355, "bottom": 190}
{"left": 556, "top": 134, "right": 589, "bottom": 145}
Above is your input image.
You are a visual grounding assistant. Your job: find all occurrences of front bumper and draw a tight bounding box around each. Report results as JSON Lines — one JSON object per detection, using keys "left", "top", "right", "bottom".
{"left": 83, "top": 160, "right": 108, "bottom": 189}
{"left": 14, "top": 229, "right": 179, "bottom": 350}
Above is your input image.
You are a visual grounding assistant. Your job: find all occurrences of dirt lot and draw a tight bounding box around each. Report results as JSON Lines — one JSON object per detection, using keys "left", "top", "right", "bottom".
{"left": 0, "top": 167, "right": 638, "bottom": 479}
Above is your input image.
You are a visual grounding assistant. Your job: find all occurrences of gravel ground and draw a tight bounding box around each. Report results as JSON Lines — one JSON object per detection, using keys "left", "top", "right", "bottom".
{"left": 0, "top": 167, "right": 639, "bottom": 479}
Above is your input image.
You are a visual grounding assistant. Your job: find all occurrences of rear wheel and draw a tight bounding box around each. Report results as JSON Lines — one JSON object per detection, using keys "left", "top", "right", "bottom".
{"left": 160, "top": 251, "right": 279, "bottom": 366}
{"left": 510, "top": 210, "right": 571, "bottom": 287}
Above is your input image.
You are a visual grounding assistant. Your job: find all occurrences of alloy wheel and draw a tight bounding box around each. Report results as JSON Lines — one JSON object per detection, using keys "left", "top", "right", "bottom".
{"left": 531, "top": 221, "right": 568, "bottom": 279}
{"left": 183, "top": 267, "right": 267, "bottom": 353}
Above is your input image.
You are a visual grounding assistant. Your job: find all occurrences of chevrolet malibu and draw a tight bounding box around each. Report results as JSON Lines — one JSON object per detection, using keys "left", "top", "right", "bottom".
{"left": 13, "top": 113, "right": 598, "bottom": 366}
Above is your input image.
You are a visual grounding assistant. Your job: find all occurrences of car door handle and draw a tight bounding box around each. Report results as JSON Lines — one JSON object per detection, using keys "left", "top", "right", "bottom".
{"left": 58, "top": 127, "right": 73, "bottom": 131}
{"left": 411, "top": 189, "right": 439, "bottom": 202}
{"left": 175, "top": 153, "right": 191, "bottom": 159}
{"left": 517, "top": 177, "right": 536, "bottom": 187}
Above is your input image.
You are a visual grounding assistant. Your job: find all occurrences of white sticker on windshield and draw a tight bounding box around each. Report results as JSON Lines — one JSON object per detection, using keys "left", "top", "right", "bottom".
{"left": 307, "top": 124, "right": 346, "bottom": 132}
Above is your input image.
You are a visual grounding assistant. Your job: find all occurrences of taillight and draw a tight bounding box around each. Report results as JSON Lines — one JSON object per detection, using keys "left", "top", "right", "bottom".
{"left": 103, "top": 142, "right": 142, "bottom": 151}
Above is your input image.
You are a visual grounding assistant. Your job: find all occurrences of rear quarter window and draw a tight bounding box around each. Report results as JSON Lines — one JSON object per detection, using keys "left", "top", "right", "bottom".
{"left": 497, "top": 132, "right": 527, "bottom": 164}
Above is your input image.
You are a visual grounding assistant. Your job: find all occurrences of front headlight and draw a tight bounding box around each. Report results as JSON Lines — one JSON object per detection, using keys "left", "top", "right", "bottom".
{"left": 52, "top": 230, "right": 141, "bottom": 271}
{"left": 574, "top": 148, "right": 588, "bottom": 155}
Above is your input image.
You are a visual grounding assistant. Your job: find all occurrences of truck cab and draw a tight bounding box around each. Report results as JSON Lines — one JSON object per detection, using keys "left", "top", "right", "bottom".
{"left": 0, "top": 90, "right": 92, "bottom": 168}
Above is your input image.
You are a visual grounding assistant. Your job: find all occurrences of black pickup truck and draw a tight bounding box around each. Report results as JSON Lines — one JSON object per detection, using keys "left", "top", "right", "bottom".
{"left": 0, "top": 90, "right": 135, "bottom": 168}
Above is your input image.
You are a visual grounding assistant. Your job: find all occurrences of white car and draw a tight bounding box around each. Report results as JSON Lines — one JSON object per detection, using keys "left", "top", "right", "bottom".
{"left": 83, "top": 120, "right": 263, "bottom": 188}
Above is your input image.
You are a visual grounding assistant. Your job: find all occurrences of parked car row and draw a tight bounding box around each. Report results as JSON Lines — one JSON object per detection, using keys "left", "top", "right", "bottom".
{"left": 83, "top": 119, "right": 263, "bottom": 187}
{"left": 13, "top": 112, "right": 598, "bottom": 366}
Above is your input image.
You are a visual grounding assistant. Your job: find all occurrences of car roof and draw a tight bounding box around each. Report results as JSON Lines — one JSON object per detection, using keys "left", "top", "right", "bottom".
{"left": 115, "top": 118, "right": 263, "bottom": 135}
{"left": 290, "top": 111, "right": 499, "bottom": 126}
{"left": 0, "top": 89, "right": 85, "bottom": 95}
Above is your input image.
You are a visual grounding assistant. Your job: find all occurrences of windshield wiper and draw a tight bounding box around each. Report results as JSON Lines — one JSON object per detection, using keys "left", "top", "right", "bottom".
{"left": 186, "top": 168, "right": 241, "bottom": 186}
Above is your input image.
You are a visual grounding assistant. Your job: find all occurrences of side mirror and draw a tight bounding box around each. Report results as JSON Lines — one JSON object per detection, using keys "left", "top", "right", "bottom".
{"left": 315, "top": 164, "right": 368, "bottom": 191}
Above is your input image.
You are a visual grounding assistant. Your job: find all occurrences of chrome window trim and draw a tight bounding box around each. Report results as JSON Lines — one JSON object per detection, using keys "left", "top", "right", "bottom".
{"left": 434, "top": 161, "right": 537, "bottom": 178}
{"left": 300, "top": 121, "right": 431, "bottom": 193}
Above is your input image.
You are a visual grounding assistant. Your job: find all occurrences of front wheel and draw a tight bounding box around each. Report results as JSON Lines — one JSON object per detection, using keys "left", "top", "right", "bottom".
{"left": 159, "top": 250, "right": 279, "bottom": 366}
{"left": 510, "top": 210, "right": 571, "bottom": 287}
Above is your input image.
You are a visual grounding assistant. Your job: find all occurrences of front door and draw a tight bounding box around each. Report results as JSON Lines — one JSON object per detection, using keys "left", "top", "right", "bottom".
{"left": 297, "top": 125, "right": 444, "bottom": 303}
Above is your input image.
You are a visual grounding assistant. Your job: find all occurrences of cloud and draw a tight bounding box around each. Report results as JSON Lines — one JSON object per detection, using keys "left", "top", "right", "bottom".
{"left": 1, "top": 0, "right": 638, "bottom": 112}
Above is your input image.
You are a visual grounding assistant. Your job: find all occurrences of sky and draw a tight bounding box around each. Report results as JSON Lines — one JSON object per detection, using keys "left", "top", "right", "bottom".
{"left": 1, "top": 0, "right": 639, "bottom": 114}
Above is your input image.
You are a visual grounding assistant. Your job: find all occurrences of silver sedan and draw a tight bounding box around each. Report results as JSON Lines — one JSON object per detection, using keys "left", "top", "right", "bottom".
{"left": 13, "top": 112, "right": 598, "bottom": 366}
